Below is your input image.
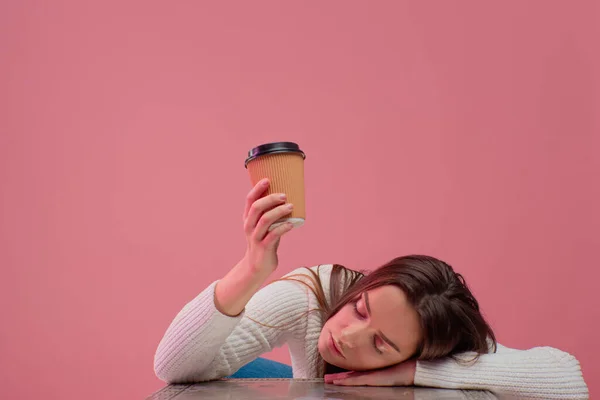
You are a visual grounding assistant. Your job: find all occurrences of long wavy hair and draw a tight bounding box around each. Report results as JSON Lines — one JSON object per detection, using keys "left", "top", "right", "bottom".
{"left": 279, "top": 255, "right": 496, "bottom": 374}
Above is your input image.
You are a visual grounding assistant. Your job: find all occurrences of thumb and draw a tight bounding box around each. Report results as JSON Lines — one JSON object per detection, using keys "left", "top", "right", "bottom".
{"left": 263, "top": 222, "right": 293, "bottom": 249}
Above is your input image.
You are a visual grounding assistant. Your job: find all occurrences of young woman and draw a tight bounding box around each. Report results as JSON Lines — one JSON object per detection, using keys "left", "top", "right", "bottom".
{"left": 154, "top": 179, "right": 588, "bottom": 399}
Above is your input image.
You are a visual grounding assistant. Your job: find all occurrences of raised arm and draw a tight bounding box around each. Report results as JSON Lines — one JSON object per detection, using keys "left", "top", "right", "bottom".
{"left": 154, "top": 178, "right": 299, "bottom": 382}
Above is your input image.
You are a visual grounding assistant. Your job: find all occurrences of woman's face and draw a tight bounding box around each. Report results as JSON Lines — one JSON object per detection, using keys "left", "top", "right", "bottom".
{"left": 318, "top": 285, "right": 423, "bottom": 371}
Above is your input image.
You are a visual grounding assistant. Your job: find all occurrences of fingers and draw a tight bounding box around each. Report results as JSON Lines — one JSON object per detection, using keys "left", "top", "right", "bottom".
{"left": 243, "top": 179, "right": 270, "bottom": 220}
{"left": 244, "top": 193, "right": 288, "bottom": 237}
{"left": 330, "top": 372, "right": 369, "bottom": 386}
{"left": 324, "top": 372, "right": 352, "bottom": 384}
{"left": 262, "top": 222, "right": 294, "bottom": 249}
{"left": 332, "top": 379, "right": 357, "bottom": 386}
{"left": 330, "top": 371, "right": 399, "bottom": 387}
{"left": 253, "top": 203, "right": 293, "bottom": 241}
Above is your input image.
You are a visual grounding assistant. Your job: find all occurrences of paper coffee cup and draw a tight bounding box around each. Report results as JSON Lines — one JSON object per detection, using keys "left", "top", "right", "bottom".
{"left": 245, "top": 142, "right": 306, "bottom": 230}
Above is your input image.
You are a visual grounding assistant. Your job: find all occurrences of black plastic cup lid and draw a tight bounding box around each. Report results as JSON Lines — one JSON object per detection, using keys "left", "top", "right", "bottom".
{"left": 245, "top": 142, "right": 306, "bottom": 168}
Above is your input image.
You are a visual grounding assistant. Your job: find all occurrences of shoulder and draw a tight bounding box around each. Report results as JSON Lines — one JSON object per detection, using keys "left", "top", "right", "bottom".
{"left": 243, "top": 267, "right": 331, "bottom": 321}
{"left": 250, "top": 265, "right": 335, "bottom": 303}
{"left": 279, "top": 264, "right": 362, "bottom": 307}
{"left": 278, "top": 264, "right": 335, "bottom": 299}
{"left": 243, "top": 265, "right": 336, "bottom": 329}
{"left": 282, "top": 264, "right": 335, "bottom": 283}
{"left": 282, "top": 263, "right": 351, "bottom": 290}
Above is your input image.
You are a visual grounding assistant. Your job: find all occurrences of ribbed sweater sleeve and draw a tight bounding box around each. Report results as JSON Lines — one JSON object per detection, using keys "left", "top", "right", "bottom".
{"left": 153, "top": 269, "right": 313, "bottom": 383}
{"left": 415, "top": 344, "right": 588, "bottom": 399}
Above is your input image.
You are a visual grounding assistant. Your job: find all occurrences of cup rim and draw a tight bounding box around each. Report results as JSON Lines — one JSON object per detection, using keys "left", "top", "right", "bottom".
{"left": 245, "top": 142, "right": 306, "bottom": 168}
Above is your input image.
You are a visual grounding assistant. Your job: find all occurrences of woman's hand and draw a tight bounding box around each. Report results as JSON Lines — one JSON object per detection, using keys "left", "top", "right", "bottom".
{"left": 324, "top": 359, "right": 417, "bottom": 387}
{"left": 214, "top": 178, "right": 294, "bottom": 317}
{"left": 242, "top": 178, "right": 294, "bottom": 276}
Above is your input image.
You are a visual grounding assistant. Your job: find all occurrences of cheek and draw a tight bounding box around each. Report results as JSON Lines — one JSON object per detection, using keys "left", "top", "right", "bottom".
{"left": 324, "top": 311, "right": 343, "bottom": 330}
{"left": 319, "top": 316, "right": 337, "bottom": 343}
{"left": 331, "top": 307, "right": 352, "bottom": 326}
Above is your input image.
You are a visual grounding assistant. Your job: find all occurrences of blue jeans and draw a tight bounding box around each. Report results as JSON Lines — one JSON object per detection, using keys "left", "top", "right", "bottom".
{"left": 227, "top": 357, "right": 293, "bottom": 378}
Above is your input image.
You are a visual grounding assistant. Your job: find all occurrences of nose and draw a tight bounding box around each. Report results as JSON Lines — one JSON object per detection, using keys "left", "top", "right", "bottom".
{"left": 340, "top": 323, "right": 367, "bottom": 349}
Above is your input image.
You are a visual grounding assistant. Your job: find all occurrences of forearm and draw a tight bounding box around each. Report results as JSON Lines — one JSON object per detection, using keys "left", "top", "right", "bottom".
{"left": 214, "top": 256, "right": 271, "bottom": 316}
{"left": 415, "top": 346, "right": 588, "bottom": 399}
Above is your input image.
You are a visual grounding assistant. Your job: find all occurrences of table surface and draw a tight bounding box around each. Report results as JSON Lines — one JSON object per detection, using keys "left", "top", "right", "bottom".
{"left": 146, "top": 379, "right": 523, "bottom": 400}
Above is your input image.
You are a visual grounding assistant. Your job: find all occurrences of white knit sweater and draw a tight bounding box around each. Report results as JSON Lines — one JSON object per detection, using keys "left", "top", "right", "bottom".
{"left": 154, "top": 264, "right": 588, "bottom": 399}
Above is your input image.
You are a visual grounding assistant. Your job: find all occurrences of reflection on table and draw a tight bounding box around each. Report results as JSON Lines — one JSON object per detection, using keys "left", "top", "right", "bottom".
{"left": 146, "top": 379, "right": 521, "bottom": 400}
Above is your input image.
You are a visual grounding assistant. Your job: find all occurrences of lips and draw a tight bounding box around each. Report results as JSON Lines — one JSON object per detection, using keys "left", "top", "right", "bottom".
{"left": 329, "top": 333, "right": 345, "bottom": 358}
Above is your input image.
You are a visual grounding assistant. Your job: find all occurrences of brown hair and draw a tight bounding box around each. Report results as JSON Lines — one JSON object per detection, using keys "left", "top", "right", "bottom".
{"left": 280, "top": 255, "right": 496, "bottom": 373}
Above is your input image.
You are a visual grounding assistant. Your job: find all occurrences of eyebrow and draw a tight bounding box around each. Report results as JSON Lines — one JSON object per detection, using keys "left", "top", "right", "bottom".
{"left": 363, "top": 292, "right": 401, "bottom": 353}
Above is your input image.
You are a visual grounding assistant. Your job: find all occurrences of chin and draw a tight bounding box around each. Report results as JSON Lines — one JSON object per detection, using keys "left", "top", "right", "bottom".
{"left": 317, "top": 337, "right": 336, "bottom": 366}
{"left": 325, "top": 358, "right": 352, "bottom": 372}
{"left": 317, "top": 336, "right": 330, "bottom": 361}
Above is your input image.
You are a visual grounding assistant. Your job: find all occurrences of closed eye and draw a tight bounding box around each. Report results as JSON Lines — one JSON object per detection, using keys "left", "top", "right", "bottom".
{"left": 373, "top": 336, "right": 383, "bottom": 354}
{"left": 353, "top": 301, "right": 366, "bottom": 319}
{"left": 353, "top": 299, "right": 384, "bottom": 355}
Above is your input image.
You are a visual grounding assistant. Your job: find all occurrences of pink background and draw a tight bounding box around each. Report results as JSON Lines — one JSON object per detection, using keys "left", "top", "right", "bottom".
{"left": 1, "top": 1, "right": 598, "bottom": 399}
